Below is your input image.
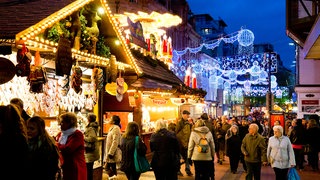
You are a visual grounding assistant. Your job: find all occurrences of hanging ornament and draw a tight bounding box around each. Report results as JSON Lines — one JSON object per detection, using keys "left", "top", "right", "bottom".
{"left": 192, "top": 63, "right": 202, "bottom": 74}
{"left": 237, "top": 29, "right": 255, "bottom": 47}
{"left": 229, "top": 70, "right": 237, "bottom": 81}
{"left": 192, "top": 73, "right": 197, "bottom": 89}
{"left": 71, "top": 64, "right": 82, "bottom": 93}
{"left": 259, "top": 70, "right": 268, "bottom": 81}
{"left": 184, "top": 66, "right": 191, "bottom": 87}
{"left": 116, "top": 71, "right": 125, "bottom": 102}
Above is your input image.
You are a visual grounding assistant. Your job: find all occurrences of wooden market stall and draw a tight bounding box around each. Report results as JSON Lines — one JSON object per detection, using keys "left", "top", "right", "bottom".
{"left": 0, "top": 0, "right": 207, "bottom": 166}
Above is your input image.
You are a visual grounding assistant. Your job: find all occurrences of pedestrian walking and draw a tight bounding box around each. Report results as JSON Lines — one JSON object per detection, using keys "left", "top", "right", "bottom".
{"left": 267, "top": 125, "right": 296, "bottom": 180}
{"left": 226, "top": 125, "right": 241, "bottom": 174}
{"left": 150, "top": 119, "right": 180, "bottom": 180}
{"left": 56, "top": 112, "right": 87, "bottom": 180}
{"left": 104, "top": 115, "right": 122, "bottom": 179}
{"left": 84, "top": 113, "right": 100, "bottom": 180}
{"left": 0, "top": 104, "right": 28, "bottom": 180}
{"left": 241, "top": 123, "right": 268, "bottom": 180}
{"left": 120, "top": 121, "right": 147, "bottom": 180}
{"left": 26, "top": 116, "right": 60, "bottom": 180}
{"left": 176, "top": 110, "right": 193, "bottom": 176}
{"left": 188, "top": 119, "right": 215, "bottom": 180}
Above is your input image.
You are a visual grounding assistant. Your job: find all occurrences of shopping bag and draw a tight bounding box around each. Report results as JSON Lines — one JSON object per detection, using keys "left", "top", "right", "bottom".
{"left": 287, "top": 167, "right": 300, "bottom": 180}
{"left": 134, "top": 136, "right": 150, "bottom": 173}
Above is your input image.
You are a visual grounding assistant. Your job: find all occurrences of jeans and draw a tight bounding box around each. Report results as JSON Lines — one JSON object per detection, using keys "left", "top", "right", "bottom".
{"left": 180, "top": 147, "right": 191, "bottom": 173}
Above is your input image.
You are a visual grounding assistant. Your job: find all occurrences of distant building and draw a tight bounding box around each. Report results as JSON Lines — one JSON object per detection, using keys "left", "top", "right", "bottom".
{"left": 286, "top": 0, "right": 320, "bottom": 119}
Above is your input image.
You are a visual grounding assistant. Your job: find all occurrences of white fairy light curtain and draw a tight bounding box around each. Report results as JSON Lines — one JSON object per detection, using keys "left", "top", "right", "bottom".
{"left": 170, "top": 27, "right": 284, "bottom": 98}
{"left": 172, "top": 53, "right": 278, "bottom": 86}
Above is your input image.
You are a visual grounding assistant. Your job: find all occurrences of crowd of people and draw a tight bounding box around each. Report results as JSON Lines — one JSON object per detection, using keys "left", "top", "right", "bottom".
{"left": 1, "top": 97, "right": 320, "bottom": 180}
{"left": 147, "top": 110, "right": 320, "bottom": 180}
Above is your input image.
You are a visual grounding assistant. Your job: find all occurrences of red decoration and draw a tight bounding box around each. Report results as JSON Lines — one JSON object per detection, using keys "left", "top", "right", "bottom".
{"left": 162, "top": 39, "right": 167, "bottom": 53}
{"left": 146, "top": 38, "right": 150, "bottom": 51}
{"left": 185, "top": 75, "right": 190, "bottom": 87}
{"left": 192, "top": 76, "right": 197, "bottom": 88}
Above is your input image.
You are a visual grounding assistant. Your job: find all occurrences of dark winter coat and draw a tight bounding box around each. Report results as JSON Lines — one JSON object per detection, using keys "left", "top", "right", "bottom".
{"left": 289, "top": 125, "right": 306, "bottom": 145}
{"left": 120, "top": 136, "right": 147, "bottom": 172}
{"left": 306, "top": 127, "right": 320, "bottom": 152}
{"left": 226, "top": 134, "right": 242, "bottom": 158}
{"left": 176, "top": 119, "right": 192, "bottom": 148}
{"left": 150, "top": 128, "right": 180, "bottom": 171}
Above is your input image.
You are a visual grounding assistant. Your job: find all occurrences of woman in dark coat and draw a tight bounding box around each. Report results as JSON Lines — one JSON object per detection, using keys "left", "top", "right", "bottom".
{"left": 0, "top": 105, "right": 28, "bottom": 180}
{"left": 226, "top": 125, "right": 242, "bottom": 174}
{"left": 120, "top": 121, "right": 147, "bottom": 180}
{"left": 150, "top": 119, "right": 180, "bottom": 180}
{"left": 306, "top": 119, "right": 320, "bottom": 171}
{"left": 288, "top": 118, "right": 306, "bottom": 170}
{"left": 26, "top": 116, "right": 60, "bottom": 180}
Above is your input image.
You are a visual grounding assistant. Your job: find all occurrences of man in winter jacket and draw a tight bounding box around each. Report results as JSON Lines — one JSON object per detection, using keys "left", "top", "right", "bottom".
{"left": 241, "top": 123, "right": 267, "bottom": 180}
{"left": 176, "top": 110, "right": 193, "bottom": 176}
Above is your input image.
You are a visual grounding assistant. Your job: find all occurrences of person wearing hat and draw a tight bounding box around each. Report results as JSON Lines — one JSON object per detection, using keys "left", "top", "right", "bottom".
{"left": 176, "top": 110, "right": 193, "bottom": 176}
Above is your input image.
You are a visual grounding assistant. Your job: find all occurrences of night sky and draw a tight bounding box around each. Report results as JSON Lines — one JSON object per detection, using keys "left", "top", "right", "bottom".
{"left": 187, "top": 0, "right": 296, "bottom": 71}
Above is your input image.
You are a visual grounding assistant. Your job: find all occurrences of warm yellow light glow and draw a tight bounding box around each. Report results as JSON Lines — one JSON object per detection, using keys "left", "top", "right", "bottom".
{"left": 115, "top": 39, "right": 120, "bottom": 46}
{"left": 97, "top": 7, "right": 105, "bottom": 15}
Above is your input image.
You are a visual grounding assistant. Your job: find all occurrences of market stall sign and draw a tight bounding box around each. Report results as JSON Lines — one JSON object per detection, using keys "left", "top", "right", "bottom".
{"left": 105, "top": 82, "right": 128, "bottom": 96}
{"left": 0, "top": 57, "right": 15, "bottom": 85}
{"left": 152, "top": 99, "right": 167, "bottom": 105}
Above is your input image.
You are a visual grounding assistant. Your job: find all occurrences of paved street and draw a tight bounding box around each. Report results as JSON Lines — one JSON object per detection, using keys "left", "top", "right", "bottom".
{"left": 103, "top": 156, "right": 320, "bottom": 179}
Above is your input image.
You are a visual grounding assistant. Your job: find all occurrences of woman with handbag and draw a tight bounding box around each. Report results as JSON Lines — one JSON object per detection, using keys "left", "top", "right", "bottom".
{"left": 84, "top": 113, "right": 100, "bottom": 180}
{"left": 267, "top": 125, "right": 296, "bottom": 180}
{"left": 104, "top": 115, "right": 122, "bottom": 179}
{"left": 120, "top": 121, "right": 147, "bottom": 180}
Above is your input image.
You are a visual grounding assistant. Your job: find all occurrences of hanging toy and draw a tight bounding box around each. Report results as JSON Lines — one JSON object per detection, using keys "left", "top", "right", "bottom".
{"left": 71, "top": 63, "right": 83, "bottom": 93}
{"left": 16, "top": 42, "right": 32, "bottom": 77}
{"left": 116, "top": 71, "right": 124, "bottom": 102}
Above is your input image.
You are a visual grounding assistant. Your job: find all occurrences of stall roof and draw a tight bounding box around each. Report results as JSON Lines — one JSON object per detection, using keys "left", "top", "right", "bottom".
{"left": 0, "top": 0, "right": 197, "bottom": 94}
{"left": 0, "top": 0, "right": 74, "bottom": 39}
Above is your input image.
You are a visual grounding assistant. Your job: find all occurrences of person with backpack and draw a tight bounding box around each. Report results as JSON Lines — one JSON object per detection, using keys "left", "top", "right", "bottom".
{"left": 188, "top": 119, "right": 215, "bottom": 180}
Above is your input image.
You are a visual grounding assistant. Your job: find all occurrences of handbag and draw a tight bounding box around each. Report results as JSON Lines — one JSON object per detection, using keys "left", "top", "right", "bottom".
{"left": 287, "top": 167, "right": 300, "bottom": 180}
{"left": 134, "top": 136, "right": 150, "bottom": 173}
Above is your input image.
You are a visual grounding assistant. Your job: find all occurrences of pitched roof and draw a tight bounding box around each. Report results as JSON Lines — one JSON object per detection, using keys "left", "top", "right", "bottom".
{"left": 0, "top": 0, "right": 74, "bottom": 38}
{"left": 130, "top": 49, "right": 183, "bottom": 87}
{"left": 0, "top": 0, "right": 185, "bottom": 91}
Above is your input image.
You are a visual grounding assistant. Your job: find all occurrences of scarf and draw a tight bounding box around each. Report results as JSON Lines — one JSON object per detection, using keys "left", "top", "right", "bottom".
{"left": 59, "top": 127, "right": 77, "bottom": 145}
